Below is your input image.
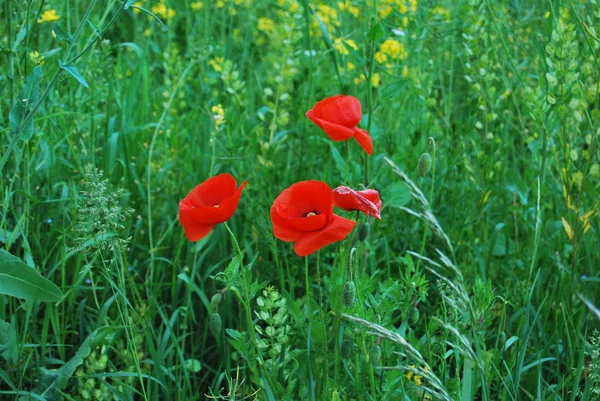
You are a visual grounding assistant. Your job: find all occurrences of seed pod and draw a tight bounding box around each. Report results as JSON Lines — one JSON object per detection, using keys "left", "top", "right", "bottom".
{"left": 210, "top": 313, "right": 222, "bottom": 338}
{"left": 409, "top": 307, "right": 420, "bottom": 324}
{"left": 211, "top": 293, "right": 223, "bottom": 309}
{"left": 343, "top": 281, "right": 357, "bottom": 307}
{"left": 340, "top": 339, "right": 354, "bottom": 359}
{"left": 369, "top": 344, "right": 382, "bottom": 364}
{"left": 418, "top": 152, "right": 432, "bottom": 177}
{"left": 357, "top": 222, "right": 370, "bottom": 242}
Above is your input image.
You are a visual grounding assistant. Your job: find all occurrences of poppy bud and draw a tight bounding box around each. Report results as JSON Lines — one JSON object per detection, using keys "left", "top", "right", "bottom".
{"left": 409, "top": 307, "right": 420, "bottom": 324}
{"left": 210, "top": 313, "right": 222, "bottom": 338}
{"left": 341, "top": 339, "right": 354, "bottom": 359}
{"left": 369, "top": 344, "right": 382, "bottom": 364}
{"left": 418, "top": 153, "right": 432, "bottom": 177}
{"left": 211, "top": 293, "right": 223, "bottom": 309}
{"left": 357, "top": 222, "right": 370, "bottom": 242}
{"left": 343, "top": 281, "right": 357, "bottom": 307}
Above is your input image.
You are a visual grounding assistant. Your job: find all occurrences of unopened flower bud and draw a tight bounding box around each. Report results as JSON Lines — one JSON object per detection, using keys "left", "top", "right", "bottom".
{"left": 210, "top": 313, "right": 222, "bottom": 338}
{"left": 418, "top": 153, "right": 432, "bottom": 176}
{"left": 341, "top": 339, "right": 353, "bottom": 359}
{"left": 357, "top": 222, "right": 370, "bottom": 242}
{"left": 343, "top": 281, "right": 357, "bottom": 307}
{"left": 369, "top": 344, "right": 382, "bottom": 364}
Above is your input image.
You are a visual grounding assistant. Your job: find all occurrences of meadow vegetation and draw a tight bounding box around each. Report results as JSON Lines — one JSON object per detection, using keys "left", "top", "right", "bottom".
{"left": 1, "top": 0, "right": 600, "bottom": 400}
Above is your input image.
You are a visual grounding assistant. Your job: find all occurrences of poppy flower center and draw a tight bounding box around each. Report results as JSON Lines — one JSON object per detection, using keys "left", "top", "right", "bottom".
{"left": 213, "top": 204, "right": 220, "bottom": 208}
{"left": 305, "top": 211, "right": 317, "bottom": 217}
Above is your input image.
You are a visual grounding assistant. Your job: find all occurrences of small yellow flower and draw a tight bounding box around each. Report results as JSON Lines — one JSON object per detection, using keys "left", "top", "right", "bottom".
{"left": 257, "top": 17, "right": 275, "bottom": 34}
{"left": 144, "top": 28, "right": 151, "bottom": 37}
{"left": 132, "top": 2, "right": 143, "bottom": 14}
{"left": 371, "top": 72, "right": 381, "bottom": 88}
{"left": 216, "top": 0, "right": 225, "bottom": 8}
{"left": 209, "top": 57, "right": 225, "bottom": 72}
{"left": 375, "top": 51, "right": 388, "bottom": 64}
{"left": 212, "top": 104, "right": 225, "bottom": 127}
{"left": 346, "top": 62, "right": 355, "bottom": 71}
{"left": 151, "top": 3, "right": 176, "bottom": 20}
{"left": 191, "top": 1, "right": 203, "bottom": 10}
{"left": 29, "top": 51, "right": 45, "bottom": 66}
{"left": 333, "top": 38, "right": 358, "bottom": 55}
{"left": 378, "top": 5, "right": 393, "bottom": 18}
{"left": 37, "top": 9, "right": 60, "bottom": 24}
{"left": 380, "top": 38, "right": 407, "bottom": 60}
{"left": 338, "top": 0, "right": 360, "bottom": 18}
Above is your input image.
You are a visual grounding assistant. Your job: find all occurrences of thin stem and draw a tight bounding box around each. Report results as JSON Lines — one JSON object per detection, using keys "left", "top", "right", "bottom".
{"left": 416, "top": 138, "right": 436, "bottom": 267}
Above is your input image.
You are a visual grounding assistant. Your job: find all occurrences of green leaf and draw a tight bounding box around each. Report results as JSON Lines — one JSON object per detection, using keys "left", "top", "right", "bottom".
{"left": 52, "top": 24, "right": 72, "bottom": 43}
{"left": 0, "top": 319, "right": 18, "bottom": 363}
{"left": 0, "top": 249, "right": 62, "bottom": 302}
{"left": 9, "top": 66, "right": 42, "bottom": 140}
{"left": 59, "top": 60, "right": 89, "bottom": 88}
{"left": 367, "top": 21, "right": 385, "bottom": 41}
{"left": 23, "top": 327, "right": 111, "bottom": 400}
{"left": 382, "top": 182, "right": 410, "bottom": 208}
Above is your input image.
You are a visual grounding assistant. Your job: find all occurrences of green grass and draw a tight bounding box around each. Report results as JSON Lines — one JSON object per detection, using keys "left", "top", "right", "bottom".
{"left": 1, "top": 0, "right": 600, "bottom": 400}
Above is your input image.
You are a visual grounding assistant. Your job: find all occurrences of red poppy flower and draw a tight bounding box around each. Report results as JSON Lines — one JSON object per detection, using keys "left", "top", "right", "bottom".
{"left": 333, "top": 186, "right": 382, "bottom": 219}
{"left": 306, "top": 95, "right": 373, "bottom": 155}
{"left": 271, "top": 180, "right": 357, "bottom": 256}
{"left": 179, "top": 174, "right": 247, "bottom": 241}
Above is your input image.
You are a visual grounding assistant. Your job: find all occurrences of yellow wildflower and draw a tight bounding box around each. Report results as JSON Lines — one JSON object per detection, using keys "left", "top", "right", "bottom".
{"left": 144, "top": 28, "right": 151, "bottom": 37}
{"left": 216, "top": 0, "right": 225, "bottom": 8}
{"left": 151, "top": 3, "right": 176, "bottom": 21}
{"left": 409, "top": 0, "right": 417, "bottom": 13}
{"left": 212, "top": 104, "right": 225, "bottom": 128}
{"left": 37, "top": 9, "right": 60, "bottom": 24}
{"left": 191, "top": 2, "right": 203, "bottom": 10}
{"left": 29, "top": 51, "right": 45, "bottom": 66}
{"left": 257, "top": 17, "right": 275, "bottom": 34}
{"left": 379, "top": 5, "right": 393, "bottom": 18}
{"left": 333, "top": 38, "right": 358, "bottom": 55}
{"left": 132, "top": 2, "right": 143, "bottom": 14}
{"left": 347, "top": 62, "right": 355, "bottom": 71}
{"left": 371, "top": 72, "right": 381, "bottom": 88}
{"left": 339, "top": 0, "right": 360, "bottom": 18}
{"left": 209, "top": 57, "right": 225, "bottom": 72}
{"left": 380, "top": 38, "right": 407, "bottom": 60}
{"left": 375, "top": 51, "right": 388, "bottom": 64}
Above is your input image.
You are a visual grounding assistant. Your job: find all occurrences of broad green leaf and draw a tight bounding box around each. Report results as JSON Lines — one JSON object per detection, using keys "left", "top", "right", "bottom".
{"left": 22, "top": 327, "right": 110, "bottom": 400}
{"left": 0, "top": 249, "right": 62, "bottom": 302}
{"left": 59, "top": 60, "right": 89, "bottom": 88}
{"left": 9, "top": 66, "right": 42, "bottom": 140}
{"left": 366, "top": 21, "right": 385, "bottom": 41}
{"left": 382, "top": 182, "right": 410, "bottom": 208}
{"left": 0, "top": 319, "right": 17, "bottom": 363}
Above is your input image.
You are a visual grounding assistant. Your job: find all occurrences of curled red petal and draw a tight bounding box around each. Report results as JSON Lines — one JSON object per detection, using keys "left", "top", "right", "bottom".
{"left": 352, "top": 127, "right": 373, "bottom": 155}
{"left": 308, "top": 95, "right": 362, "bottom": 127}
{"left": 333, "top": 186, "right": 381, "bottom": 219}
{"left": 305, "top": 111, "right": 355, "bottom": 141}
{"left": 358, "top": 189, "right": 382, "bottom": 214}
{"left": 293, "top": 214, "right": 357, "bottom": 256}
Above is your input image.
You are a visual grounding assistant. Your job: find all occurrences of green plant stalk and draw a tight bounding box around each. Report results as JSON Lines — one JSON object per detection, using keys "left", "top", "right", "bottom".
{"left": 416, "top": 138, "right": 436, "bottom": 268}
{"left": 222, "top": 222, "right": 268, "bottom": 385}
{"left": 315, "top": 249, "right": 330, "bottom": 397}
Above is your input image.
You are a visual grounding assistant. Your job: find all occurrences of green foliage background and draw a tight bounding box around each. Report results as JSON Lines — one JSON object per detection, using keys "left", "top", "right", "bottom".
{"left": 1, "top": 0, "right": 600, "bottom": 400}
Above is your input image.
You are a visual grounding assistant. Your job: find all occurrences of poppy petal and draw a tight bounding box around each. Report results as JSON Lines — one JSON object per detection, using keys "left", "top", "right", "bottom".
{"left": 333, "top": 186, "right": 381, "bottom": 219}
{"left": 359, "top": 189, "right": 382, "bottom": 212}
{"left": 306, "top": 112, "right": 355, "bottom": 141}
{"left": 179, "top": 180, "right": 246, "bottom": 227}
{"left": 293, "top": 214, "right": 357, "bottom": 256}
{"left": 186, "top": 173, "right": 237, "bottom": 207}
{"left": 309, "top": 95, "right": 362, "bottom": 127}
{"left": 352, "top": 128, "right": 373, "bottom": 155}
{"left": 182, "top": 223, "right": 215, "bottom": 242}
